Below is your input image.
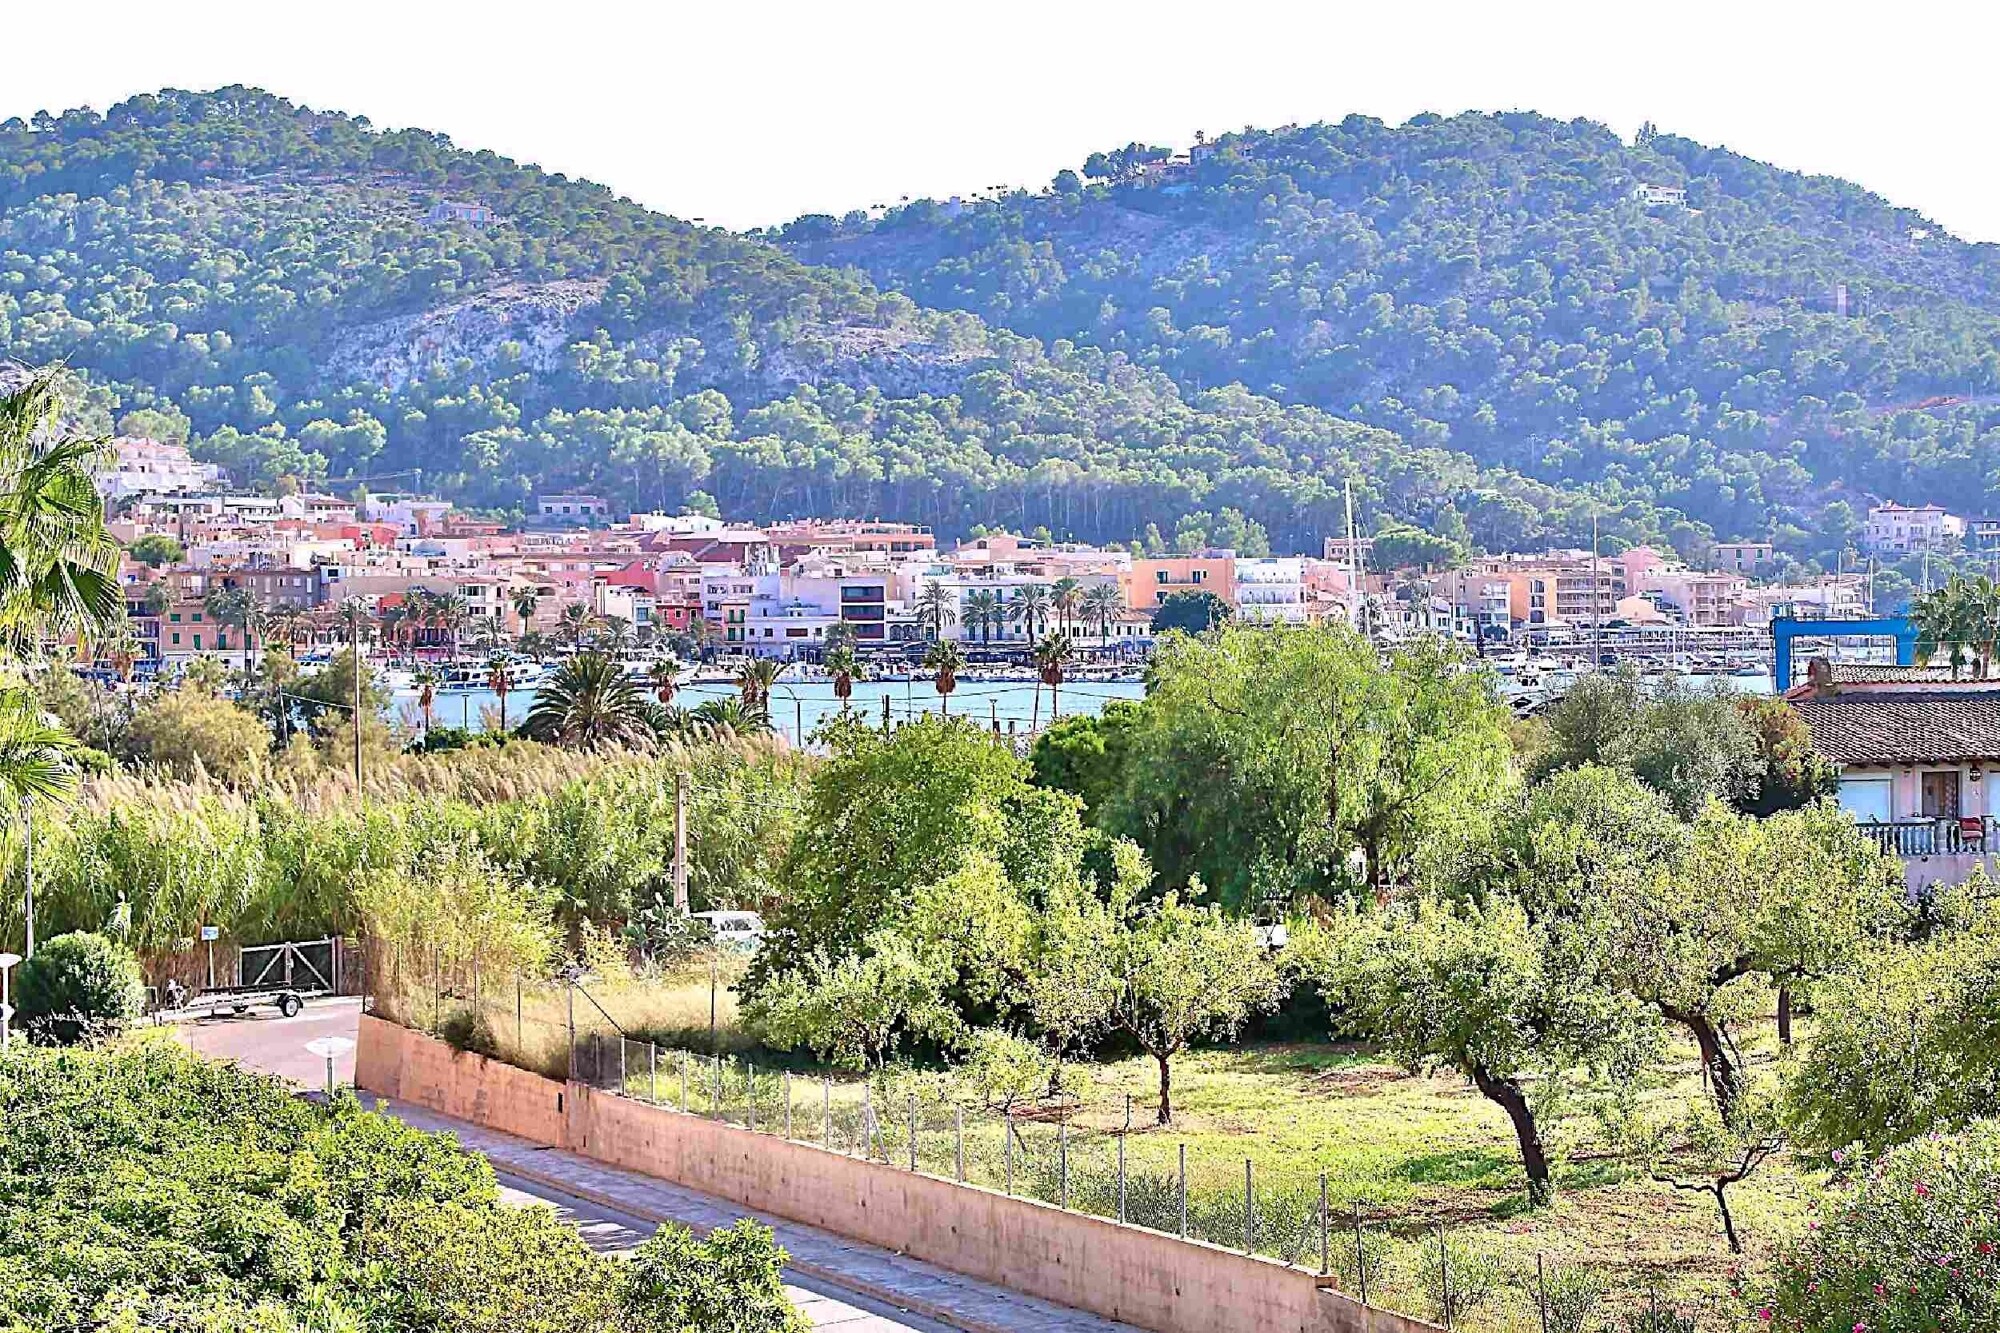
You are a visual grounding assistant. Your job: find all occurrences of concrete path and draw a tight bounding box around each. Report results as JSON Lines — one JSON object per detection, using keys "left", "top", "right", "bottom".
{"left": 184, "top": 998, "right": 1142, "bottom": 1333}
{"left": 368, "top": 1095, "right": 1143, "bottom": 1333}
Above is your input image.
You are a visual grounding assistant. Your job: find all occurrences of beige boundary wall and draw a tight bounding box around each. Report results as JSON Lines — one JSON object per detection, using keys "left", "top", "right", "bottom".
{"left": 358, "top": 1014, "right": 1435, "bottom": 1333}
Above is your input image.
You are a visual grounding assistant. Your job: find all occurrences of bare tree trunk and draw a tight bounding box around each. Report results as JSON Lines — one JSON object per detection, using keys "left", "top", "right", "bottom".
{"left": 1155, "top": 1051, "right": 1173, "bottom": 1125}
{"left": 1713, "top": 1181, "right": 1742, "bottom": 1253}
{"left": 1777, "top": 985, "right": 1793, "bottom": 1045}
{"left": 1471, "top": 1066, "right": 1553, "bottom": 1206}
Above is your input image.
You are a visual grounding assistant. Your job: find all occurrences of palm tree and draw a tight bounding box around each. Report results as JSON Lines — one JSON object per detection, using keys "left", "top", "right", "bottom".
{"left": 412, "top": 664, "right": 441, "bottom": 735}
{"left": 264, "top": 604, "right": 305, "bottom": 657}
{"left": 963, "top": 589, "right": 1001, "bottom": 645}
{"left": 688, "top": 696, "right": 772, "bottom": 738}
{"left": 649, "top": 658, "right": 682, "bottom": 708}
{"left": 102, "top": 624, "right": 141, "bottom": 683}
{"left": 510, "top": 586, "right": 541, "bottom": 638}
{"left": 202, "top": 585, "right": 255, "bottom": 669}
{"left": 1011, "top": 584, "right": 1053, "bottom": 641}
{"left": 487, "top": 653, "right": 515, "bottom": 732}
{"left": 1082, "top": 584, "right": 1122, "bottom": 643}
{"left": 924, "top": 639, "right": 965, "bottom": 715}
{"left": 519, "top": 630, "right": 552, "bottom": 663}
{"left": 1913, "top": 575, "right": 1997, "bottom": 680}
{"left": 557, "top": 602, "right": 601, "bottom": 650}
{"left": 826, "top": 645, "right": 860, "bottom": 712}
{"left": 1051, "top": 577, "right": 1081, "bottom": 635}
{"left": 598, "top": 614, "right": 635, "bottom": 657}
{"left": 915, "top": 583, "right": 957, "bottom": 642}
{"left": 521, "top": 651, "right": 654, "bottom": 747}
{"left": 824, "top": 620, "right": 857, "bottom": 655}
{"left": 737, "top": 657, "right": 783, "bottom": 719}
{"left": 429, "top": 592, "right": 471, "bottom": 657}
{"left": 1033, "top": 631, "right": 1075, "bottom": 726}
{"left": 0, "top": 373, "right": 122, "bottom": 650}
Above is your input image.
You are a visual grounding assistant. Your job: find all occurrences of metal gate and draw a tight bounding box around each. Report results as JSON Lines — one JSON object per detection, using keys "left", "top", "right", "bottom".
{"left": 238, "top": 938, "right": 340, "bottom": 995}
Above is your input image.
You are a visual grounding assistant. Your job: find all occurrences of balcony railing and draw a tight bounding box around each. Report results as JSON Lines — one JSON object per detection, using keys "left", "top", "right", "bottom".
{"left": 1859, "top": 816, "right": 1997, "bottom": 858}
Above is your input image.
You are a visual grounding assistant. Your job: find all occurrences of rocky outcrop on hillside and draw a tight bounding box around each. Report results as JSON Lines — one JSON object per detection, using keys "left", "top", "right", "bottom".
{"left": 318, "top": 279, "right": 608, "bottom": 391}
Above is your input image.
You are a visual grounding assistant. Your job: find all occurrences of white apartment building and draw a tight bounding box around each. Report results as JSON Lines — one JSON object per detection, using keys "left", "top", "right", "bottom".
{"left": 1865, "top": 503, "right": 1964, "bottom": 554}
{"left": 361, "top": 492, "right": 454, "bottom": 535}
{"left": 98, "top": 436, "right": 224, "bottom": 501}
{"left": 1233, "top": 558, "right": 1311, "bottom": 624}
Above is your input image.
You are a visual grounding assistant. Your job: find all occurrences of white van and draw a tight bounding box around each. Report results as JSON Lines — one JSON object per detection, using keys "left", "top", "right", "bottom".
{"left": 691, "top": 910, "right": 766, "bottom": 951}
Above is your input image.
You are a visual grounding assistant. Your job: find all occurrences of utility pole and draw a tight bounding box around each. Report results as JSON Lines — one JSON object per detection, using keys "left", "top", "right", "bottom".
{"left": 20, "top": 796, "right": 33, "bottom": 960}
{"left": 1591, "top": 510, "right": 1603, "bottom": 670}
{"left": 673, "top": 770, "right": 690, "bottom": 913}
{"left": 1343, "top": 478, "right": 1363, "bottom": 637}
{"left": 350, "top": 605, "right": 363, "bottom": 792}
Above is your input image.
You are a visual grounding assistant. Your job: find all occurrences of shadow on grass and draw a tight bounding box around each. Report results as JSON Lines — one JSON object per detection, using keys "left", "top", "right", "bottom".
{"left": 1397, "top": 1146, "right": 1516, "bottom": 1187}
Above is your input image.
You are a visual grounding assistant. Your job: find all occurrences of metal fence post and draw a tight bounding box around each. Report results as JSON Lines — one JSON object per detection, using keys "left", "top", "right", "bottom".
{"left": 822, "top": 1077, "right": 832, "bottom": 1149}
{"left": 1059, "top": 1119, "right": 1069, "bottom": 1209}
{"left": 784, "top": 1070, "right": 793, "bottom": 1139}
{"left": 618, "top": 1036, "right": 627, "bottom": 1093}
{"left": 747, "top": 1063, "right": 756, "bottom": 1133}
{"left": 1536, "top": 1254, "right": 1549, "bottom": 1333}
{"left": 565, "top": 981, "right": 575, "bottom": 1079}
{"left": 680, "top": 1049, "right": 689, "bottom": 1112}
{"left": 1004, "top": 1111, "right": 1014, "bottom": 1195}
{"left": 862, "top": 1084, "right": 873, "bottom": 1159}
{"left": 1244, "top": 1159, "right": 1254, "bottom": 1255}
{"left": 955, "top": 1106, "right": 965, "bottom": 1181}
{"left": 908, "top": 1093, "right": 918, "bottom": 1172}
{"left": 1353, "top": 1203, "right": 1369, "bottom": 1305}
{"left": 1178, "top": 1144, "right": 1188, "bottom": 1239}
{"left": 1319, "top": 1172, "right": 1329, "bottom": 1276}
{"left": 649, "top": 1042, "right": 658, "bottom": 1103}
{"left": 515, "top": 973, "right": 522, "bottom": 1053}
{"left": 1437, "top": 1223, "right": 1452, "bottom": 1330}
{"left": 712, "top": 1053, "right": 721, "bottom": 1119}
{"left": 1118, "top": 1094, "right": 1129, "bottom": 1223}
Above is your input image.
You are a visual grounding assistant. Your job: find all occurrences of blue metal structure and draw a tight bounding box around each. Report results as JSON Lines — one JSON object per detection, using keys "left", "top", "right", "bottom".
{"left": 1771, "top": 615, "right": 1917, "bottom": 691}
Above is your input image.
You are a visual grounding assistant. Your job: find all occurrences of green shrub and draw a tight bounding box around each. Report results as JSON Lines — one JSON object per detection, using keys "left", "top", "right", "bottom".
{"left": 14, "top": 931, "right": 145, "bottom": 1044}
{"left": 1413, "top": 1234, "right": 1504, "bottom": 1327}
{"left": 1763, "top": 1118, "right": 2000, "bottom": 1333}
{"left": 619, "top": 1218, "right": 806, "bottom": 1332}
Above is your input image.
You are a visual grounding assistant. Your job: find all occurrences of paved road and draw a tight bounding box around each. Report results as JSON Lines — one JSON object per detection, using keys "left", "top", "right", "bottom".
{"left": 185, "top": 999, "right": 1138, "bottom": 1333}
{"left": 177, "top": 995, "right": 361, "bottom": 1087}
{"left": 483, "top": 1158, "right": 959, "bottom": 1331}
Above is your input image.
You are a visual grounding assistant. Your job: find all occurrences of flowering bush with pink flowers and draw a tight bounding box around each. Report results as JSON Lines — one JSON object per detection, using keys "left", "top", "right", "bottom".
{"left": 1763, "top": 1119, "right": 2000, "bottom": 1332}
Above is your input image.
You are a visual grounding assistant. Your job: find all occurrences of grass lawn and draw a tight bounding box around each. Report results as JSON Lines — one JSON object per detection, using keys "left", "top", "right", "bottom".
{"left": 418, "top": 962, "right": 1798, "bottom": 1329}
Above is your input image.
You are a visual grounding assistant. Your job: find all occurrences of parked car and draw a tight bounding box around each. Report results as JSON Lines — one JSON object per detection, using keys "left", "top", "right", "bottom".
{"left": 691, "top": 910, "right": 766, "bottom": 951}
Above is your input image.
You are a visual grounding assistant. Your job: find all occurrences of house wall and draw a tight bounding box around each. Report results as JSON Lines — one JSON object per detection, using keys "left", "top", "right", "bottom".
{"left": 1836, "top": 762, "right": 1992, "bottom": 822}
{"left": 357, "top": 1015, "right": 1433, "bottom": 1333}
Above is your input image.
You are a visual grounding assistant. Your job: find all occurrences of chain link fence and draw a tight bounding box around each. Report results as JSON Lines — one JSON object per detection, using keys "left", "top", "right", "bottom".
{"left": 371, "top": 963, "right": 1716, "bottom": 1333}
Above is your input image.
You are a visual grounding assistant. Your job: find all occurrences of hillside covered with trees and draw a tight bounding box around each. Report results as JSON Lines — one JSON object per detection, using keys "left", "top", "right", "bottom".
{"left": 0, "top": 87, "right": 1609, "bottom": 555}
{"left": 785, "top": 112, "right": 2000, "bottom": 563}
{"left": 11, "top": 89, "right": 1999, "bottom": 560}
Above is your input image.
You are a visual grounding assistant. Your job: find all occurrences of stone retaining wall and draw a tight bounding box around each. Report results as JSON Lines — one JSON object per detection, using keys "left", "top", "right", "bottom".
{"left": 358, "top": 1014, "right": 1435, "bottom": 1333}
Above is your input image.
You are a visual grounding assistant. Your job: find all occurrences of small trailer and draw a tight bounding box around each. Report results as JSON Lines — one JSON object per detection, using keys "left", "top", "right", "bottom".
{"left": 163, "top": 938, "right": 341, "bottom": 1020}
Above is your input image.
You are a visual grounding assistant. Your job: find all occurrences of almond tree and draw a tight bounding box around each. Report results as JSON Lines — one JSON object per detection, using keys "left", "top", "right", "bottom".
{"left": 1106, "top": 872, "right": 1283, "bottom": 1124}
{"left": 1316, "top": 892, "right": 1655, "bottom": 1207}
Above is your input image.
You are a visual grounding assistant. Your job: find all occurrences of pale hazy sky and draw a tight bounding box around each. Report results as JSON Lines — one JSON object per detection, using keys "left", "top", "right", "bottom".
{"left": 10, "top": 2, "right": 2000, "bottom": 239}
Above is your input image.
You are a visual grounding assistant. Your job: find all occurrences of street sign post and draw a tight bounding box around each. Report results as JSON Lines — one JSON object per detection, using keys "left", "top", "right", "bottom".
{"left": 200, "top": 925, "right": 220, "bottom": 990}
{"left": 0, "top": 952, "right": 19, "bottom": 1050}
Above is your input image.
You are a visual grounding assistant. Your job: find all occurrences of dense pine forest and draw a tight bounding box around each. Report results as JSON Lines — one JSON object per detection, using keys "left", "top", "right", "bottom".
{"left": 6, "top": 89, "right": 1998, "bottom": 558}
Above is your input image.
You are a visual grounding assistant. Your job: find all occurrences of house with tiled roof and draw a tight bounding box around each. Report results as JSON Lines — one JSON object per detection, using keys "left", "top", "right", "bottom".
{"left": 1790, "top": 658, "right": 2000, "bottom": 888}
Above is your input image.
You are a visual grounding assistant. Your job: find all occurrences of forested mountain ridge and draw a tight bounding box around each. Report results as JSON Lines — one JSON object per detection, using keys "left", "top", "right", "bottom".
{"left": 784, "top": 112, "right": 2000, "bottom": 561}
{"left": 0, "top": 88, "right": 1677, "bottom": 553}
